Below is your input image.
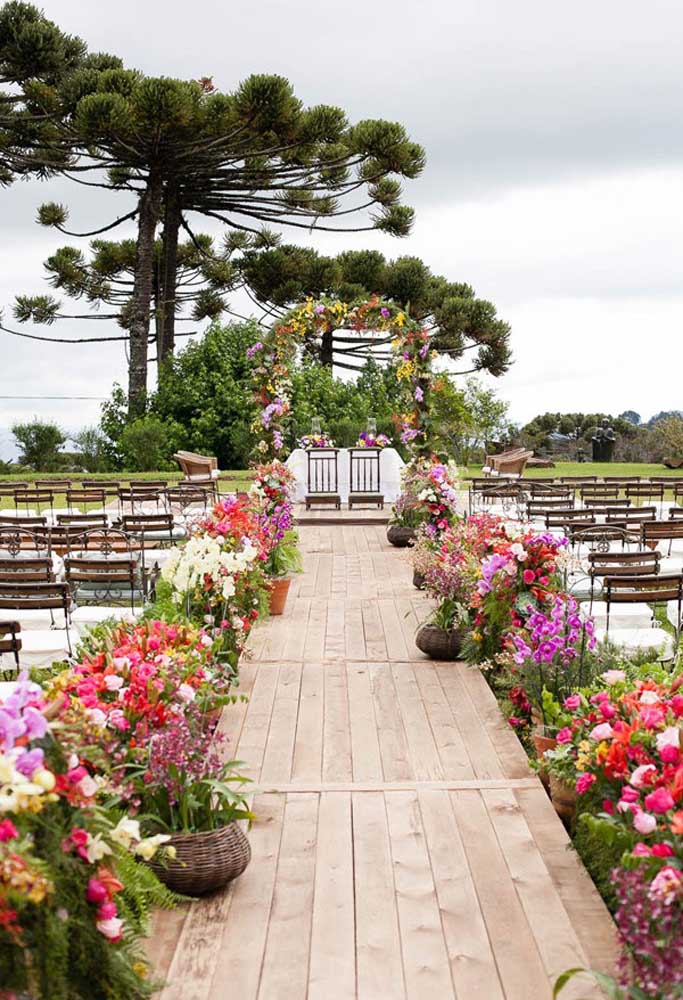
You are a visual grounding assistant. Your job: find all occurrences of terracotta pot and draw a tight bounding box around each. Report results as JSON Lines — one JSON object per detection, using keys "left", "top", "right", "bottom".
{"left": 549, "top": 774, "right": 577, "bottom": 825}
{"left": 268, "top": 576, "right": 291, "bottom": 615}
{"left": 415, "top": 624, "right": 464, "bottom": 660}
{"left": 532, "top": 729, "right": 557, "bottom": 792}
{"left": 412, "top": 570, "right": 426, "bottom": 590}
{"left": 147, "top": 822, "right": 251, "bottom": 896}
{"left": 386, "top": 525, "right": 416, "bottom": 547}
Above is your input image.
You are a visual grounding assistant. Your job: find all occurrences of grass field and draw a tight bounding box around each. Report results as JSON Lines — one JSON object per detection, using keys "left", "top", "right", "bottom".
{"left": 0, "top": 470, "right": 254, "bottom": 512}
{"left": 460, "top": 462, "right": 683, "bottom": 480}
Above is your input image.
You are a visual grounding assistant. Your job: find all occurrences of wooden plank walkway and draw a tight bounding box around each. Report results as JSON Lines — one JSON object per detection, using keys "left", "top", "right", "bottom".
{"left": 148, "top": 523, "right": 617, "bottom": 1000}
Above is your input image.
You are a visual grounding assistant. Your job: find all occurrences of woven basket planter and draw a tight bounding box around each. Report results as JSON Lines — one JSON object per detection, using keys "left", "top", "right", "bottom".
{"left": 415, "top": 624, "right": 464, "bottom": 660}
{"left": 549, "top": 774, "right": 577, "bottom": 826}
{"left": 532, "top": 729, "right": 557, "bottom": 792}
{"left": 148, "top": 822, "right": 251, "bottom": 896}
{"left": 412, "top": 570, "right": 426, "bottom": 590}
{"left": 268, "top": 577, "right": 291, "bottom": 615}
{"left": 386, "top": 525, "right": 416, "bottom": 547}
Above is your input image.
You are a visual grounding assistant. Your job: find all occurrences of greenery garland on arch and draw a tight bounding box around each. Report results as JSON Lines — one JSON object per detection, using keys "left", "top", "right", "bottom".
{"left": 248, "top": 295, "right": 446, "bottom": 460}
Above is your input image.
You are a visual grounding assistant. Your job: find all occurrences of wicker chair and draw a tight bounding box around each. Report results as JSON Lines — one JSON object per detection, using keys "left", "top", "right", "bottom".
{"left": 173, "top": 451, "right": 220, "bottom": 487}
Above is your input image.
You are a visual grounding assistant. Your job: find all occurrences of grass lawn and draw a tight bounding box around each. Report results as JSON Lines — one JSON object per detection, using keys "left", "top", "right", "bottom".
{"left": 0, "top": 470, "right": 254, "bottom": 511}
{"left": 460, "top": 462, "right": 683, "bottom": 480}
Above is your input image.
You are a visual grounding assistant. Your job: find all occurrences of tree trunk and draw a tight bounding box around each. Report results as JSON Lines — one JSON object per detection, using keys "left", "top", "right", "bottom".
{"left": 158, "top": 181, "right": 180, "bottom": 370}
{"left": 128, "top": 167, "right": 163, "bottom": 419}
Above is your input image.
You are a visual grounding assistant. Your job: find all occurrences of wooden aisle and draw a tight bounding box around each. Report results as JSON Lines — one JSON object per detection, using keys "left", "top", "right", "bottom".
{"left": 148, "top": 524, "right": 617, "bottom": 1000}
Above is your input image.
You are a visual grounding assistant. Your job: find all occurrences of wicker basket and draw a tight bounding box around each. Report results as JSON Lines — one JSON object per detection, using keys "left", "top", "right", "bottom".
{"left": 148, "top": 822, "right": 251, "bottom": 896}
{"left": 412, "top": 570, "right": 426, "bottom": 590}
{"left": 386, "top": 525, "right": 416, "bottom": 547}
{"left": 415, "top": 624, "right": 464, "bottom": 660}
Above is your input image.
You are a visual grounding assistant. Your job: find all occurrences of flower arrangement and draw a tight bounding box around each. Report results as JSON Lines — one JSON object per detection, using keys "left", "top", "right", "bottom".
{"left": 0, "top": 675, "right": 175, "bottom": 999}
{"left": 297, "top": 432, "right": 335, "bottom": 449}
{"left": 248, "top": 295, "right": 443, "bottom": 460}
{"left": 356, "top": 431, "right": 391, "bottom": 448}
{"left": 391, "top": 458, "right": 460, "bottom": 532}
{"left": 250, "top": 461, "right": 302, "bottom": 580}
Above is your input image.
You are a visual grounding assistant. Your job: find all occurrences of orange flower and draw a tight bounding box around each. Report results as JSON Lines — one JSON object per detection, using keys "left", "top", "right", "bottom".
{"left": 669, "top": 810, "right": 683, "bottom": 835}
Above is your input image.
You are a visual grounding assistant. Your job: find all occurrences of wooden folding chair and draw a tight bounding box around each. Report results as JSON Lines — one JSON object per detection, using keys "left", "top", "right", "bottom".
{"left": 348, "top": 448, "right": 384, "bottom": 510}
{"left": 603, "top": 574, "right": 683, "bottom": 646}
{"left": 0, "top": 581, "right": 73, "bottom": 655}
{"left": 0, "top": 621, "right": 22, "bottom": 670}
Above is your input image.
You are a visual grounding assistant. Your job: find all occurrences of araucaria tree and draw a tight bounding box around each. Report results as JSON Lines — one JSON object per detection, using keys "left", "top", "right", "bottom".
{"left": 1, "top": 4, "right": 426, "bottom": 416}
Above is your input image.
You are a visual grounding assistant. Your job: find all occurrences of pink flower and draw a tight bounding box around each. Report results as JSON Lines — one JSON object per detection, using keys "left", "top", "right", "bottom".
{"left": 632, "top": 842, "right": 652, "bottom": 856}
{"left": 589, "top": 722, "right": 613, "bottom": 741}
{"left": 602, "top": 669, "right": 625, "bottom": 686}
{"left": 644, "top": 787, "right": 675, "bottom": 814}
{"left": 651, "top": 843, "right": 675, "bottom": 858}
{"left": 649, "top": 866, "right": 682, "bottom": 904}
{"left": 656, "top": 726, "right": 680, "bottom": 751}
{"left": 556, "top": 727, "right": 572, "bottom": 744}
{"left": 620, "top": 786, "right": 640, "bottom": 804}
{"left": 576, "top": 773, "right": 596, "bottom": 795}
{"left": 104, "top": 675, "right": 124, "bottom": 691}
{"left": 630, "top": 764, "right": 657, "bottom": 788}
{"left": 96, "top": 916, "right": 123, "bottom": 942}
{"left": 640, "top": 707, "right": 666, "bottom": 729}
{"left": 86, "top": 879, "right": 109, "bottom": 904}
{"left": 600, "top": 702, "right": 616, "bottom": 719}
{"left": 660, "top": 745, "right": 680, "bottom": 764}
{"left": 563, "top": 694, "right": 581, "bottom": 711}
{"left": 522, "top": 569, "right": 535, "bottom": 585}
{"left": 633, "top": 811, "right": 658, "bottom": 834}
{"left": 0, "top": 819, "right": 18, "bottom": 842}
{"left": 96, "top": 902, "right": 118, "bottom": 921}
{"left": 107, "top": 709, "right": 130, "bottom": 732}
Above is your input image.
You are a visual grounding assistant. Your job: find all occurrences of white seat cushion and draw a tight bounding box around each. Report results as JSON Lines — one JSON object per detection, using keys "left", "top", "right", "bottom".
{"left": 0, "top": 628, "right": 78, "bottom": 670}
{"left": 581, "top": 601, "right": 653, "bottom": 628}
{"left": 595, "top": 626, "right": 674, "bottom": 658}
{"left": 1, "top": 608, "right": 69, "bottom": 631}
{"left": 71, "top": 606, "right": 137, "bottom": 627}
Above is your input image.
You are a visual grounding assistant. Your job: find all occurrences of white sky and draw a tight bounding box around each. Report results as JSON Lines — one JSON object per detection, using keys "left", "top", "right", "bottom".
{"left": 1, "top": 0, "right": 682, "bottom": 457}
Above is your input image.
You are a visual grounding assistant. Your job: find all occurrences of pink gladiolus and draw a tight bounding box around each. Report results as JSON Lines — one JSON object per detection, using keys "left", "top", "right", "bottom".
{"left": 633, "top": 811, "right": 658, "bottom": 834}
{"left": 0, "top": 819, "right": 18, "bottom": 842}
{"left": 630, "top": 764, "right": 657, "bottom": 788}
{"left": 644, "top": 788, "right": 675, "bottom": 814}
{"left": 86, "top": 879, "right": 109, "bottom": 904}
{"left": 96, "top": 916, "right": 123, "bottom": 942}
{"left": 589, "top": 722, "right": 613, "bottom": 741}
{"left": 576, "top": 773, "right": 596, "bottom": 795}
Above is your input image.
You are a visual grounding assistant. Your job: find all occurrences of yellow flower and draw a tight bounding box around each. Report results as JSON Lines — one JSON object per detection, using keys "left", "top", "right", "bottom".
{"left": 133, "top": 962, "right": 149, "bottom": 980}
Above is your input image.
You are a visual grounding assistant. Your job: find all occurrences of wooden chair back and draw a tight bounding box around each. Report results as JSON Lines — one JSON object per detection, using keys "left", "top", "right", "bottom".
{"left": 625, "top": 483, "right": 665, "bottom": 503}
{"left": 545, "top": 510, "right": 595, "bottom": 530}
{"left": 603, "top": 574, "right": 683, "bottom": 639}
{"left": 14, "top": 489, "right": 54, "bottom": 513}
{"left": 605, "top": 507, "right": 657, "bottom": 526}
{"left": 57, "top": 513, "right": 108, "bottom": 528}
{"left": 0, "top": 557, "right": 54, "bottom": 583}
{"left": 669, "top": 507, "right": 683, "bottom": 521}
{"left": 582, "top": 497, "right": 631, "bottom": 511}
{"left": 0, "top": 482, "right": 28, "bottom": 498}
{"left": 66, "top": 488, "right": 107, "bottom": 512}
{"left": 588, "top": 550, "right": 661, "bottom": 579}
{"left": 0, "top": 514, "right": 48, "bottom": 528}
{"left": 0, "top": 621, "right": 22, "bottom": 668}
{"left": 580, "top": 486, "right": 619, "bottom": 502}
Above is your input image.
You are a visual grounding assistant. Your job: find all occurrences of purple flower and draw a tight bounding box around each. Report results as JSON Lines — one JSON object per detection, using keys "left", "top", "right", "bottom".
{"left": 414, "top": 386, "right": 424, "bottom": 403}
{"left": 0, "top": 708, "right": 25, "bottom": 752}
{"left": 419, "top": 343, "right": 429, "bottom": 359}
{"left": 314, "top": 303, "right": 326, "bottom": 314}
{"left": 380, "top": 307, "right": 390, "bottom": 318}
{"left": 246, "top": 341, "right": 264, "bottom": 360}
{"left": 15, "top": 747, "right": 45, "bottom": 777}
{"left": 273, "top": 430, "right": 283, "bottom": 451}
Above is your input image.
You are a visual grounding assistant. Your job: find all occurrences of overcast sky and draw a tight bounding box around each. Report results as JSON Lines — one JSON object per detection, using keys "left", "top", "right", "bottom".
{"left": 1, "top": 0, "right": 682, "bottom": 457}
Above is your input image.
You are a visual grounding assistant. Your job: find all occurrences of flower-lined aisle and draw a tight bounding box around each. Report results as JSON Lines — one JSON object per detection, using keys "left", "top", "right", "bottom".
{"left": 0, "top": 461, "right": 300, "bottom": 1000}
{"left": 395, "top": 460, "right": 683, "bottom": 998}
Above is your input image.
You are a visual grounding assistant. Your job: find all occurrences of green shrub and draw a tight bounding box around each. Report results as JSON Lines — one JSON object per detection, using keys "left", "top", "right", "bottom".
{"left": 11, "top": 419, "right": 66, "bottom": 471}
{"left": 119, "top": 416, "right": 180, "bottom": 472}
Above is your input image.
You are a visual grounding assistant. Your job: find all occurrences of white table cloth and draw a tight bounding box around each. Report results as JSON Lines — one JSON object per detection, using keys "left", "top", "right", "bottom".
{"left": 286, "top": 448, "right": 405, "bottom": 503}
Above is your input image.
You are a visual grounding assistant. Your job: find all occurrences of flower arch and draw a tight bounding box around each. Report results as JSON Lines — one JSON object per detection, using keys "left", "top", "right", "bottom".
{"left": 248, "top": 295, "right": 442, "bottom": 460}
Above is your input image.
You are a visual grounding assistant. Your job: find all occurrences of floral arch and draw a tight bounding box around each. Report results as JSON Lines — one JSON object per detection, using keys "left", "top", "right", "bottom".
{"left": 247, "top": 295, "right": 443, "bottom": 460}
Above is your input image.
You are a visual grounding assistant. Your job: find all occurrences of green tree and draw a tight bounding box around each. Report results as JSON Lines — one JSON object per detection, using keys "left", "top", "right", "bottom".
{"left": 463, "top": 379, "right": 510, "bottom": 456}
{"left": 11, "top": 418, "right": 66, "bottom": 470}
{"left": 118, "top": 414, "right": 180, "bottom": 472}
{"left": 651, "top": 416, "right": 683, "bottom": 461}
{"left": 240, "top": 248, "right": 512, "bottom": 377}
{"left": 70, "top": 426, "right": 110, "bottom": 472}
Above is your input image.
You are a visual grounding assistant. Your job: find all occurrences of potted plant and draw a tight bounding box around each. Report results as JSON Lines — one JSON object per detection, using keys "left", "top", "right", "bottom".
{"left": 387, "top": 494, "right": 423, "bottom": 546}
{"left": 415, "top": 599, "right": 470, "bottom": 660}
{"left": 139, "top": 710, "right": 254, "bottom": 895}
{"left": 265, "top": 527, "right": 303, "bottom": 614}
{"left": 542, "top": 743, "right": 578, "bottom": 824}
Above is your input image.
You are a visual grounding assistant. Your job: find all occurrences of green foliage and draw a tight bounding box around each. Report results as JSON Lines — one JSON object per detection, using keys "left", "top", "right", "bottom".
{"left": 70, "top": 425, "right": 111, "bottom": 472}
{"left": 11, "top": 417, "right": 66, "bottom": 470}
{"left": 118, "top": 414, "right": 180, "bottom": 472}
{"left": 150, "top": 320, "right": 258, "bottom": 468}
{"left": 266, "top": 529, "right": 303, "bottom": 577}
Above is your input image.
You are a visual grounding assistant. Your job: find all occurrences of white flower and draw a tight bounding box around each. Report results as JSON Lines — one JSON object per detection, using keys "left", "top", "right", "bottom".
{"left": 134, "top": 834, "right": 171, "bottom": 861}
{"left": 110, "top": 816, "right": 142, "bottom": 848}
{"left": 85, "top": 833, "right": 113, "bottom": 864}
